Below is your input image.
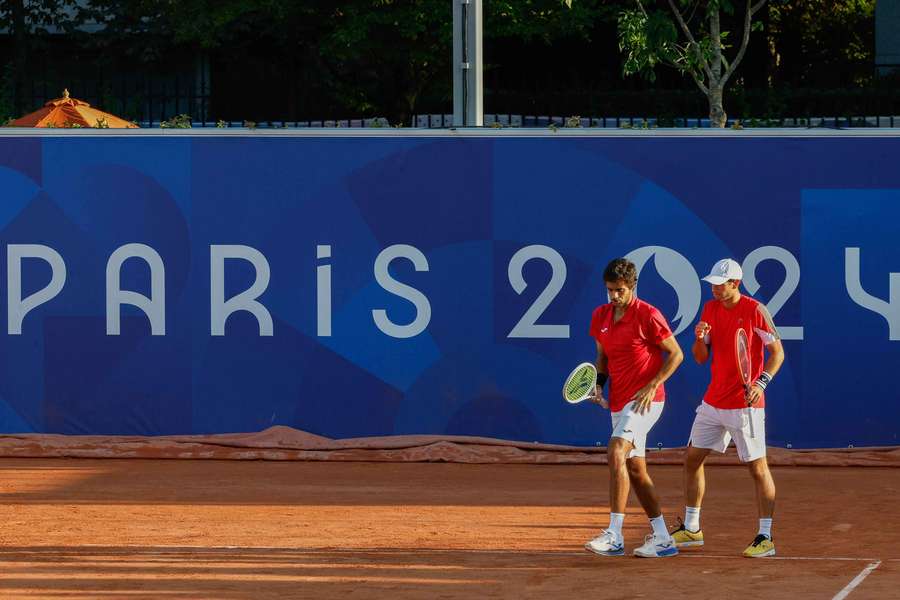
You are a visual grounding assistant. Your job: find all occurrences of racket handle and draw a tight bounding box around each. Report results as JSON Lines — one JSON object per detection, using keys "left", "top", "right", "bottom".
{"left": 743, "top": 383, "right": 756, "bottom": 438}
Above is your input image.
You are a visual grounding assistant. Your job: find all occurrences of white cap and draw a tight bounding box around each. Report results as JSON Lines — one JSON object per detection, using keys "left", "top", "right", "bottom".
{"left": 701, "top": 258, "right": 743, "bottom": 285}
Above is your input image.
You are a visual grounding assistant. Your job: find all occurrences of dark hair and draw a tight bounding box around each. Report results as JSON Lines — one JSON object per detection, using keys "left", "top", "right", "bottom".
{"left": 603, "top": 258, "right": 637, "bottom": 287}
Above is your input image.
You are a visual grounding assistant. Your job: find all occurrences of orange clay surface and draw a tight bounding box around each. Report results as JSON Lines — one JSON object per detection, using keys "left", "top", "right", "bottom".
{"left": 0, "top": 459, "right": 898, "bottom": 599}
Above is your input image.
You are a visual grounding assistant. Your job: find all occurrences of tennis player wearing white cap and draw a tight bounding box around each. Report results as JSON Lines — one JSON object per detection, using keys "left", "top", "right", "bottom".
{"left": 670, "top": 258, "right": 785, "bottom": 558}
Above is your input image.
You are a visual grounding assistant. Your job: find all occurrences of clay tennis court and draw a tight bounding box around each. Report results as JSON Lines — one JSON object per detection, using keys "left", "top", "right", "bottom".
{"left": 1, "top": 446, "right": 898, "bottom": 599}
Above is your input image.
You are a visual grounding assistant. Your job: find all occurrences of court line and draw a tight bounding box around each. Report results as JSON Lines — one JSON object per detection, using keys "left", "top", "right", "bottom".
{"left": 832, "top": 560, "right": 881, "bottom": 600}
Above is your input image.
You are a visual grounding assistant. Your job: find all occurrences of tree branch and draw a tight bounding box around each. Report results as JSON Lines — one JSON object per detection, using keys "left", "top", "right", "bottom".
{"left": 635, "top": 0, "right": 648, "bottom": 17}
{"left": 722, "top": 0, "right": 766, "bottom": 87}
{"left": 688, "top": 64, "right": 710, "bottom": 96}
{"left": 750, "top": 0, "right": 767, "bottom": 16}
{"left": 666, "top": 0, "right": 713, "bottom": 81}
{"left": 710, "top": 7, "right": 722, "bottom": 80}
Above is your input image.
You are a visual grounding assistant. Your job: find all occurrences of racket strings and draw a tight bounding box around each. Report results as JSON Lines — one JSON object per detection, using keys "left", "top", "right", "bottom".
{"left": 565, "top": 367, "right": 595, "bottom": 400}
{"left": 736, "top": 331, "right": 752, "bottom": 383}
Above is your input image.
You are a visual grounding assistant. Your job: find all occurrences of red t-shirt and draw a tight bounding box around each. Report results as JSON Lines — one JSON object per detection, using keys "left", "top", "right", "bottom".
{"left": 589, "top": 298, "right": 673, "bottom": 413}
{"left": 700, "top": 295, "right": 780, "bottom": 409}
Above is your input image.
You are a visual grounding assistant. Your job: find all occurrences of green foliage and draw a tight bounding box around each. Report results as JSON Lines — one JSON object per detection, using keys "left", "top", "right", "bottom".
{"left": 160, "top": 114, "right": 192, "bottom": 128}
{"left": 77, "top": 1, "right": 320, "bottom": 64}
{"left": 0, "top": 0, "right": 85, "bottom": 34}
{"left": 321, "top": 0, "right": 451, "bottom": 122}
{"left": 617, "top": 9, "right": 679, "bottom": 82}
{"left": 320, "top": 0, "right": 611, "bottom": 124}
{"left": 612, "top": 1, "right": 771, "bottom": 125}
{"left": 74, "top": 0, "right": 612, "bottom": 124}
{"left": 489, "top": 0, "right": 610, "bottom": 43}
{"left": 768, "top": 0, "right": 876, "bottom": 88}
{"left": 1, "top": 0, "right": 87, "bottom": 113}
{"left": 0, "top": 0, "right": 886, "bottom": 125}
{"left": 617, "top": 3, "right": 739, "bottom": 85}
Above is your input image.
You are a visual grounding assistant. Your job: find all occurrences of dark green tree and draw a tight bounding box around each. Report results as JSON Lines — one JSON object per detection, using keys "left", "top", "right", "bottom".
{"left": 0, "top": 0, "right": 83, "bottom": 117}
{"left": 323, "top": 0, "right": 606, "bottom": 125}
{"left": 77, "top": 0, "right": 609, "bottom": 123}
{"left": 617, "top": 0, "right": 767, "bottom": 127}
{"left": 767, "top": 0, "right": 875, "bottom": 88}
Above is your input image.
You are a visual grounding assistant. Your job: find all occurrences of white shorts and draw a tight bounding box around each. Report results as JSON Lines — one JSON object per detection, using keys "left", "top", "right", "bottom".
{"left": 610, "top": 401, "right": 664, "bottom": 459}
{"left": 688, "top": 401, "right": 767, "bottom": 463}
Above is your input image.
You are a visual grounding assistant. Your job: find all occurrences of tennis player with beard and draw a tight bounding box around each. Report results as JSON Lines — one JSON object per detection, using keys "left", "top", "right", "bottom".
{"left": 584, "top": 258, "right": 684, "bottom": 558}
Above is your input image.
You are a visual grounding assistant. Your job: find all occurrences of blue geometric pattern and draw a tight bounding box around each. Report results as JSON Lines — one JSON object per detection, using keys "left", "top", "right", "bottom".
{"left": 0, "top": 135, "right": 897, "bottom": 448}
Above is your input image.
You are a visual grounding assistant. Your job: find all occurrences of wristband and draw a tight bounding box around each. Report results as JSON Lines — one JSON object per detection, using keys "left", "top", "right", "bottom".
{"left": 596, "top": 372, "right": 609, "bottom": 388}
{"left": 754, "top": 371, "right": 772, "bottom": 390}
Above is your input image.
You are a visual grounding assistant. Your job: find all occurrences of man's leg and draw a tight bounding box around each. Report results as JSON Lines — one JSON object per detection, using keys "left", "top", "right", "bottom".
{"left": 677, "top": 401, "right": 728, "bottom": 541}
{"left": 742, "top": 456, "right": 777, "bottom": 557}
{"left": 622, "top": 401, "right": 666, "bottom": 520}
{"left": 626, "top": 456, "right": 680, "bottom": 558}
{"left": 735, "top": 408, "right": 776, "bottom": 558}
{"left": 585, "top": 437, "right": 631, "bottom": 556}
{"left": 628, "top": 454, "right": 678, "bottom": 558}
{"left": 748, "top": 456, "right": 776, "bottom": 519}
{"left": 669, "top": 445, "right": 711, "bottom": 547}
{"left": 619, "top": 403, "right": 678, "bottom": 559}
{"left": 608, "top": 437, "right": 632, "bottom": 515}
{"left": 626, "top": 456, "right": 661, "bottom": 518}
{"left": 685, "top": 445, "right": 711, "bottom": 510}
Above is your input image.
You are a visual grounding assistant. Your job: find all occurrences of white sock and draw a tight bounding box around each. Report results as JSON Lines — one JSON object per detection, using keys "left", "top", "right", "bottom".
{"left": 608, "top": 513, "right": 625, "bottom": 538}
{"left": 684, "top": 506, "right": 701, "bottom": 532}
{"left": 649, "top": 515, "right": 668, "bottom": 538}
{"left": 758, "top": 518, "right": 773, "bottom": 539}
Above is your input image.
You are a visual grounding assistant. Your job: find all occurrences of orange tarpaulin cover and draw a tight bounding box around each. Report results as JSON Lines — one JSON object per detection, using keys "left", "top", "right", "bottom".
{"left": 9, "top": 89, "right": 138, "bottom": 128}
{"left": 1, "top": 425, "right": 898, "bottom": 466}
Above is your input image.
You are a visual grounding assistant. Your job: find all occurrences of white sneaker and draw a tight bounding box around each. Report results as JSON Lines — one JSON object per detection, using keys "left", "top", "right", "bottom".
{"left": 633, "top": 532, "right": 679, "bottom": 558}
{"left": 584, "top": 529, "right": 624, "bottom": 556}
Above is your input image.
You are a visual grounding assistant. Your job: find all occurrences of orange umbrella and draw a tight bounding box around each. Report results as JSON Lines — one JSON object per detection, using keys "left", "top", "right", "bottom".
{"left": 9, "top": 89, "right": 138, "bottom": 128}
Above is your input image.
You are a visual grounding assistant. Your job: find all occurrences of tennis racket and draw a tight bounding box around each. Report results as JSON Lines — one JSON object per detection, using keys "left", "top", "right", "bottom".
{"left": 562, "top": 362, "right": 598, "bottom": 404}
{"left": 734, "top": 328, "right": 756, "bottom": 437}
{"left": 735, "top": 328, "right": 752, "bottom": 396}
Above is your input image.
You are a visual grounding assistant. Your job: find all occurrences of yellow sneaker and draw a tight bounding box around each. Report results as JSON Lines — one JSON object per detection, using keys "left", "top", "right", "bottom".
{"left": 670, "top": 518, "right": 704, "bottom": 548}
{"left": 743, "top": 534, "right": 776, "bottom": 558}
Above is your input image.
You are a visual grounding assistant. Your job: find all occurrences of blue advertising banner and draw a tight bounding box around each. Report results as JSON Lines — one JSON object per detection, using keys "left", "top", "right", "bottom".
{"left": 0, "top": 132, "right": 898, "bottom": 448}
